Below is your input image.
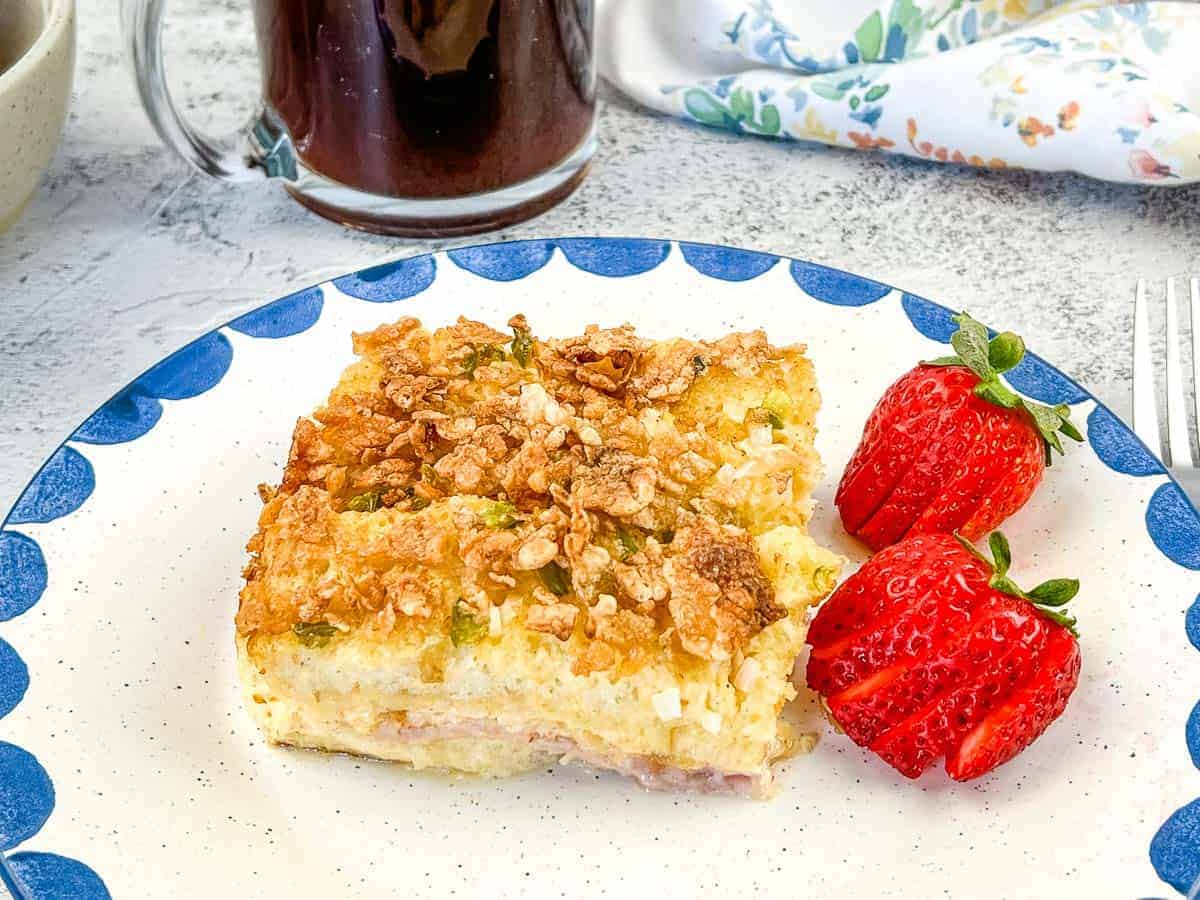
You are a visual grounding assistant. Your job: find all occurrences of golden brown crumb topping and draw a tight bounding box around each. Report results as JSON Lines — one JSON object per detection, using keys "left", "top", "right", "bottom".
{"left": 237, "top": 315, "right": 820, "bottom": 667}
{"left": 664, "top": 520, "right": 785, "bottom": 661}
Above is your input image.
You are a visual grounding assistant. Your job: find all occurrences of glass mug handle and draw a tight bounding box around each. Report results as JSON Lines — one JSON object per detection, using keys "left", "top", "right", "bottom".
{"left": 118, "top": 0, "right": 597, "bottom": 234}
{"left": 119, "top": 0, "right": 293, "bottom": 182}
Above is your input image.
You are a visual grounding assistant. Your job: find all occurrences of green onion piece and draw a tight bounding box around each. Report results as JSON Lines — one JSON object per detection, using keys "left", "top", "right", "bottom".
{"left": 615, "top": 524, "right": 643, "bottom": 561}
{"left": 480, "top": 500, "right": 520, "bottom": 529}
{"left": 463, "top": 344, "right": 507, "bottom": 379}
{"left": 462, "top": 348, "right": 479, "bottom": 380}
{"left": 538, "top": 561, "right": 571, "bottom": 596}
{"left": 762, "top": 389, "right": 791, "bottom": 429}
{"left": 293, "top": 622, "right": 338, "bottom": 648}
{"left": 346, "top": 490, "right": 381, "bottom": 513}
{"left": 511, "top": 327, "right": 534, "bottom": 367}
{"left": 420, "top": 463, "right": 449, "bottom": 491}
{"left": 745, "top": 408, "right": 773, "bottom": 429}
{"left": 450, "top": 600, "right": 487, "bottom": 647}
{"left": 812, "top": 565, "right": 839, "bottom": 595}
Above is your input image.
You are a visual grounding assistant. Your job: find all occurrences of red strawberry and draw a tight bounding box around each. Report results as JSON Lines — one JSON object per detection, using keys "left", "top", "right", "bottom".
{"left": 836, "top": 313, "right": 1081, "bottom": 551}
{"left": 945, "top": 628, "right": 1080, "bottom": 781}
{"left": 805, "top": 531, "right": 1080, "bottom": 781}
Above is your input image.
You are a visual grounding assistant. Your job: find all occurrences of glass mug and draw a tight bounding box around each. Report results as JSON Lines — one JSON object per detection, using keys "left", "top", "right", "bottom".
{"left": 120, "top": 0, "right": 597, "bottom": 236}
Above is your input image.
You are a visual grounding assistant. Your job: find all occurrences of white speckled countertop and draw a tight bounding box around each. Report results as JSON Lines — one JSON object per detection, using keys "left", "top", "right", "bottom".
{"left": 2, "top": 0, "right": 1200, "bottom": 513}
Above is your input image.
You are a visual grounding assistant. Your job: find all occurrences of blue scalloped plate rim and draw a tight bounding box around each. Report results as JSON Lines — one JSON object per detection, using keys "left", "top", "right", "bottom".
{"left": 1, "top": 237, "right": 1197, "bottom": 899}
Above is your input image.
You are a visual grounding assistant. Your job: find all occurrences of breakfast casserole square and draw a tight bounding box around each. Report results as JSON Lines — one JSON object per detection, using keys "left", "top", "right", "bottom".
{"left": 236, "top": 314, "right": 841, "bottom": 796}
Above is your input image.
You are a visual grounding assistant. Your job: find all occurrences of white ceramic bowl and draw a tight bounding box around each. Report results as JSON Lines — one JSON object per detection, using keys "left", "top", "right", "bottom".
{"left": 0, "top": 0, "right": 75, "bottom": 233}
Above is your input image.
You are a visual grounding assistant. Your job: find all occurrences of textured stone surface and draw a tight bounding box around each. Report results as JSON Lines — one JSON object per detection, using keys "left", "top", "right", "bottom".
{"left": 2, "top": 1, "right": 1200, "bottom": 514}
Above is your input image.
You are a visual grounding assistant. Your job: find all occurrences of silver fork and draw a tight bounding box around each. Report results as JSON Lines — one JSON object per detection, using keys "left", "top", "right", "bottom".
{"left": 1133, "top": 277, "right": 1200, "bottom": 503}
{"left": 1134, "top": 280, "right": 1200, "bottom": 900}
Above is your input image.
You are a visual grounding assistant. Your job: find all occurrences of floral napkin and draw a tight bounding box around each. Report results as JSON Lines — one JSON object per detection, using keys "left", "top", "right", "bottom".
{"left": 597, "top": 0, "right": 1200, "bottom": 184}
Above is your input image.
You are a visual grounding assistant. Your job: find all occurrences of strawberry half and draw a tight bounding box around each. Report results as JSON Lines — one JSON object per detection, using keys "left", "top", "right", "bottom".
{"left": 836, "top": 313, "right": 1082, "bottom": 551}
{"left": 805, "top": 531, "right": 1081, "bottom": 782}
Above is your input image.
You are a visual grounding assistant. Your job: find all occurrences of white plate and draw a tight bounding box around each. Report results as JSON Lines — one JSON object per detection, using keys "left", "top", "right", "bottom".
{"left": 1, "top": 238, "right": 1198, "bottom": 899}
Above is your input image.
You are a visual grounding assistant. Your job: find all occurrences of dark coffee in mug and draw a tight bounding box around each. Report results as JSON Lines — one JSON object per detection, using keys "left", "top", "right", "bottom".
{"left": 0, "top": 3, "right": 46, "bottom": 76}
{"left": 252, "top": 0, "right": 596, "bottom": 201}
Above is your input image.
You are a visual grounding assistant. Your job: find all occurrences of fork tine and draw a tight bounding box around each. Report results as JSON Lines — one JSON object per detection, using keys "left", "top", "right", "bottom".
{"left": 1166, "top": 278, "right": 1192, "bottom": 468}
{"left": 1192, "top": 277, "right": 1200, "bottom": 459}
{"left": 1133, "top": 279, "right": 1161, "bottom": 456}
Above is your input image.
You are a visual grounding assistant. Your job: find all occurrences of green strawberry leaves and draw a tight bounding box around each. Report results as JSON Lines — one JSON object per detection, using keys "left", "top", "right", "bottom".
{"left": 974, "top": 380, "right": 1021, "bottom": 410}
{"left": 927, "top": 312, "right": 1082, "bottom": 465}
{"left": 955, "top": 530, "right": 1080, "bottom": 636}
{"left": 949, "top": 314, "right": 993, "bottom": 377}
{"left": 988, "top": 332, "right": 1025, "bottom": 373}
{"left": 988, "top": 531, "right": 1012, "bottom": 573}
{"left": 1026, "top": 579, "right": 1079, "bottom": 607}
